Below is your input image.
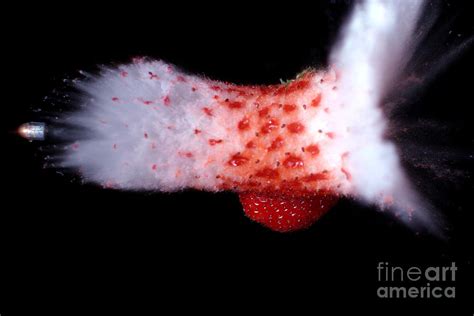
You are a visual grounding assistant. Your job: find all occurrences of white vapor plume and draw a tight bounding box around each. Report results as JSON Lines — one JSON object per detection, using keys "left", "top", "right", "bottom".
{"left": 329, "top": 0, "right": 431, "bottom": 224}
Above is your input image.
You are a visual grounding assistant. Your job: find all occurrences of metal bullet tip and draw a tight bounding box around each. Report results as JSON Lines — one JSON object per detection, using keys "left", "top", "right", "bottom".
{"left": 18, "top": 122, "right": 47, "bottom": 141}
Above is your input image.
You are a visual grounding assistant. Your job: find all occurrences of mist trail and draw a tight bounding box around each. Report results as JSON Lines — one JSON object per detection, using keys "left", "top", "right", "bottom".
{"left": 327, "top": 0, "right": 436, "bottom": 230}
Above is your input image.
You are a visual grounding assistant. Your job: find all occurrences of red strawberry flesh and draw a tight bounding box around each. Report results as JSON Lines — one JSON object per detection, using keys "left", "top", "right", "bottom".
{"left": 239, "top": 191, "right": 338, "bottom": 232}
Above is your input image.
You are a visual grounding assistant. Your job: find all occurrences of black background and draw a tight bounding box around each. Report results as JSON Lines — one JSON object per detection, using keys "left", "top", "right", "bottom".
{"left": 2, "top": 1, "right": 473, "bottom": 314}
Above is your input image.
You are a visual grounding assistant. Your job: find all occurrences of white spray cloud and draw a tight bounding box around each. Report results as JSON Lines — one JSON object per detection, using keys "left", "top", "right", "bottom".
{"left": 328, "top": 0, "right": 434, "bottom": 226}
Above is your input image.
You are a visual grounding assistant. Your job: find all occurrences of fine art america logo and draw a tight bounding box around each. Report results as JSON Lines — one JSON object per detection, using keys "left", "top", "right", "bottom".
{"left": 377, "top": 262, "right": 457, "bottom": 299}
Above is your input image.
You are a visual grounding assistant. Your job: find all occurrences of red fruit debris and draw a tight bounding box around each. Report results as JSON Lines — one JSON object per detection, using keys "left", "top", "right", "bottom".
{"left": 163, "top": 96, "right": 171, "bottom": 106}
{"left": 238, "top": 118, "right": 250, "bottom": 131}
{"left": 255, "top": 168, "right": 279, "bottom": 179}
{"left": 268, "top": 137, "right": 284, "bottom": 151}
{"left": 239, "top": 191, "right": 337, "bottom": 232}
{"left": 303, "top": 173, "right": 329, "bottom": 182}
{"left": 208, "top": 139, "right": 223, "bottom": 146}
{"left": 141, "top": 100, "right": 154, "bottom": 105}
{"left": 258, "top": 107, "right": 270, "bottom": 117}
{"left": 286, "top": 78, "right": 311, "bottom": 94}
{"left": 246, "top": 141, "right": 257, "bottom": 149}
{"left": 261, "top": 118, "right": 279, "bottom": 134}
{"left": 203, "top": 107, "right": 213, "bottom": 117}
{"left": 227, "top": 101, "right": 243, "bottom": 109}
{"left": 341, "top": 168, "right": 352, "bottom": 180}
{"left": 311, "top": 94, "right": 322, "bottom": 107}
{"left": 283, "top": 104, "right": 297, "bottom": 113}
{"left": 306, "top": 145, "right": 320, "bottom": 156}
{"left": 228, "top": 153, "right": 249, "bottom": 167}
{"left": 287, "top": 122, "right": 305, "bottom": 134}
{"left": 149, "top": 72, "right": 159, "bottom": 80}
{"left": 283, "top": 156, "right": 304, "bottom": 169}
{"left": 179, "top": 152, "right": 194, "bottom": 158}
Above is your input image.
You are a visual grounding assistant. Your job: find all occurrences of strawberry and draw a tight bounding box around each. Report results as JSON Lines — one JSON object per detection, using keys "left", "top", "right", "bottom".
{"left": 56, "top": 59, "right": 347, "bottom": 232}
{"left": 239, "top": 191, "right": 338, "bottom": 232}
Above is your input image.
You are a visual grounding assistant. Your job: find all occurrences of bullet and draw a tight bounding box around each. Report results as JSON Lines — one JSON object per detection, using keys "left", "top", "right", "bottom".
{"left": 18, "top": 122, "right": 47, "bottom": 141}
